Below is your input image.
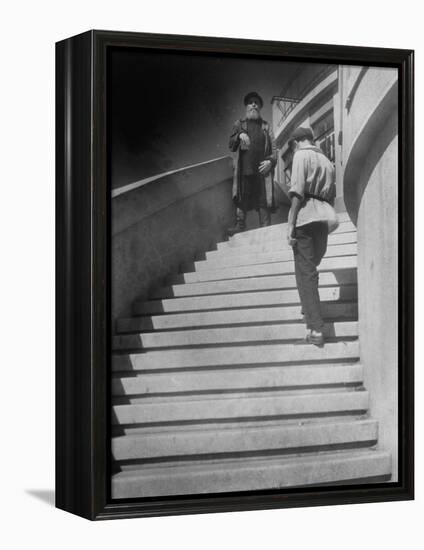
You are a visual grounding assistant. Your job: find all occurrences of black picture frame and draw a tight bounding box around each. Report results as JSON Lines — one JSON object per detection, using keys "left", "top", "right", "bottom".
{"left": 56, "top": 30, "right": 414, "bottom": 520}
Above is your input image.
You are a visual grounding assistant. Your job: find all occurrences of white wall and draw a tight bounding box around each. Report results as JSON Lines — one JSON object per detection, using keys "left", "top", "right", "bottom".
{"left": 357, "top": 120, "right": 399, "bottom": 478}
{"left": 1, "top": 1, "right": 422, "bottom": 549}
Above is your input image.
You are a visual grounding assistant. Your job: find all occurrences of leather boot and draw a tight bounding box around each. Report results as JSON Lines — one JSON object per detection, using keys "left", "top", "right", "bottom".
{"left": 227, "top": 208, "right": 246, "bottom": 237}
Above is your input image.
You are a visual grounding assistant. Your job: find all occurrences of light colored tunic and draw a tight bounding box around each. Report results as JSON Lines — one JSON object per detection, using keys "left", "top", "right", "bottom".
{"left": 288, "top": 146, "right": 339, "bottom": 233}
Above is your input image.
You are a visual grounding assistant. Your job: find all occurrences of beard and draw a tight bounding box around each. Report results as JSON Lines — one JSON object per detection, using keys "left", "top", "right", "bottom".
{"left": 246, "top": 106, "right": 261, "bottom": 120}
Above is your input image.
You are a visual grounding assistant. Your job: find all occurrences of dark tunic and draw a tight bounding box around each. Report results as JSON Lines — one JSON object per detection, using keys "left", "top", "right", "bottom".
{"left": 239, "top": 120, "right": 267, "bottom": 211}
{"left": 240, "top": 120, "right": 266, "bottom": 175}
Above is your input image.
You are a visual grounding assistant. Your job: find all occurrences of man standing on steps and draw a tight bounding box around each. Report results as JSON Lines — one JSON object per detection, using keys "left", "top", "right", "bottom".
{"left": 227, "top": 92, "right": 277, "bottom": 236}
{"left": 286, "top": 127, "right": 339, "bottom": 347}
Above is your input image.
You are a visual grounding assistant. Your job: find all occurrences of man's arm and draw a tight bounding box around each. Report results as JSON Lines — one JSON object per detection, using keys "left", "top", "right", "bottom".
{"left": 287, "top": 150, "right": 307, "bottom": 246}
{"left": 264, "top": 125, "right": 277, "bottom": 168}
{"left": 259, "top": 126, "right": 277, "bottom": 174}
{"left": 287, "top": 195, "right": 302, "bottom": 246}
{"left": 229, "top": 121, "right": 242, "bottom": 152}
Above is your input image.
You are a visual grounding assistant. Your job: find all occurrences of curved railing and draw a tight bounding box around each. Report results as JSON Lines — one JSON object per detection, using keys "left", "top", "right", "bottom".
{"left": 343, "top": 72, "right": 398, "bottom": 223}
{"left": 343, "top": 76, "right": 398, "bottom": 223}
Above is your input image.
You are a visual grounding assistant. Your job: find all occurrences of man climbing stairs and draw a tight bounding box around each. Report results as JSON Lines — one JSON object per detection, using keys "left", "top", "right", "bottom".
{"left": 111, "top": 212, "right": 391, "bottom": 499}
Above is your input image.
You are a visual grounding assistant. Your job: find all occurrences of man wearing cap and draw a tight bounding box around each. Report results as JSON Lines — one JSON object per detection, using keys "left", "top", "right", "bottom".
{"left": 286, "top": 127, "right": 339, "bottom": 347}
{"left": 227, "top": 92, "right": 277, "bottom": 235}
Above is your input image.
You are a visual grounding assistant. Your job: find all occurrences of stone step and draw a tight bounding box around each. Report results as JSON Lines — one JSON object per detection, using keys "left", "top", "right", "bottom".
{"left": 229, "top": 216, "right": 353, "bottom": 242}
{"left": 112, "top": 341, "right": 359, "bottom": 373}
{"left": 114, "top": 414, "right": 369, "bottom": 437}
{"left": 112, "top": 363, "right": 363, "bottom": 396}
{"left": 171, "top": 255, "right": 357, "bottom": 284}
{"left": 192, "top": 243, "right": 357, "bottom": 271}
{"left": 115, "top": 385, "right": 357, "bottom": 406}
{"left": 207, "top": 231, "right": 357, "bottom": 258}
{"left": 116, "top": 301, "right": 358, "bottom": 333}
{"left": 111, "top": 449, "right": 391, "bottom": 498}
{"left": 113, "top": 321, "right": 358, "bottom": 351}
{"left": 112, "top": 389, "right": 368, "bottom": 425}
{"left": 133, "top": 286, "right": 357, "bottom": 316}
{"left": 112, "top": 419, "right": 377, "bottom": 461}
{"left": 150, "top": 270, "right": 357, "bottom": 300}
{"left": 221, "top": 220, "right": 355, "bottom": 249}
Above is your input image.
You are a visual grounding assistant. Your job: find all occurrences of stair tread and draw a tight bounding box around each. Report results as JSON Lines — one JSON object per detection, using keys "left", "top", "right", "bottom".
{"left": 113, "top": 321, "right": 358, "bottom": 350}
{"left": 112, "top": 363, "right": 364, "bottom": 396}
{"left": 194, "top": 243, "right": 357, "bottom": 270}
{"left": 113, "top": 340, "right": 359, "bottom": 372}
{"left": 208, "top": 231, "right": 357, "bottom": 257}
{"left": 112, "top": 363, "right": 363, "bottom": 395}
{"left": 172, "top": 255, "right": 357, "bottom": 284}
{"left": 134, "top": 286, "right": 357, "bottom": 315}
{"left": 229, "top": 217, "right": 353, "bottom": 239}
{"left": 151, "top": 271, "right": 357, "bottom": 299}
{"left": 114, "top": 415, "right": 372, "bottom": 441}
{"left": 112, "top": 389, "right": 368, "bottom": 425}
{"left": 112, "top": 419, "right": 378, "bottom": 461}
{"left": 111, "top": 449, "right": 391, "bottom": 497}
{"left": 221, "top": 220, "right": 355, "bottom": 248}
{"left": 117, "top": 302, "right": 357, "bottom": 334}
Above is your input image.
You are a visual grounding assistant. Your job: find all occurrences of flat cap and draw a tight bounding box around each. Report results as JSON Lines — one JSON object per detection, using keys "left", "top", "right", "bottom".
{"left": 289, "top": 126, "right": 314, "bottom": 143}
{"left": 243, "top": 91, "right": 263, "bottom": 108}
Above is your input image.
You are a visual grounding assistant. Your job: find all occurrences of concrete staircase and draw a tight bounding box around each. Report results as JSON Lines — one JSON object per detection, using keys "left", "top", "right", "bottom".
{"left": 111, "top": 212, "right": 391, "bottom": 499}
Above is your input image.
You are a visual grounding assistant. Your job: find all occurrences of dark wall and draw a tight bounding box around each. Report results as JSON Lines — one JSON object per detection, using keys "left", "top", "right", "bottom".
{"left": 109, "top": 49, "right": 305, "bottom": 189}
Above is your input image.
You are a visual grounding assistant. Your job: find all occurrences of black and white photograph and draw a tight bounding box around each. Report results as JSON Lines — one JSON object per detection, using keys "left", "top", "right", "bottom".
{"left": 109, "top": 49, "right": 400, "bottom": 500}
{"left": 2, "top": 0, "right": 422, "bottom": 544}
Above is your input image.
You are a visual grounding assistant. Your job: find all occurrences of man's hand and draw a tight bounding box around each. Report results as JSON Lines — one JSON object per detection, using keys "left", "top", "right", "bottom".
{"left": 239, "top": 132, "right": 250, "bottom": 150}
{"left": 287, "top": 224, "right": 297, "bottom": 247}
{"left": 258, "top": 160, "right": 272, "bottom": 175}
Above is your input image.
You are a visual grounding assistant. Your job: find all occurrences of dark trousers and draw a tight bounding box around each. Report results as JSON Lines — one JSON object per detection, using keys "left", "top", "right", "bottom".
{"left": 293, "top": 222, "right": 328, "bottom": 332}
{"left": 235, "top": 207, "right": 271, "bottom": 228}
{"left": 236, "top": 174, "right": 271, "bottom": 227}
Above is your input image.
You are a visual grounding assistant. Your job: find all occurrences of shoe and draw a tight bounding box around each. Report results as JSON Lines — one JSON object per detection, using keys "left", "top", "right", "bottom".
{"left": 309, "top": 331, "right": 324, "bottom": 347}
{"left": 294, "top": 331, "right": 324, "bottom": 347}
{"left": 294, "top": 329, "right": 311, "bottom": 345}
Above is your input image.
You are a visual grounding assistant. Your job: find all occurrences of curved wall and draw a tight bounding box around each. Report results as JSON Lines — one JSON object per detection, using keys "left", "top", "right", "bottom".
{"left": 343, "top": 69, "right": 398, "bottom": 224}
{"left": 342, "top": 67, "right": 398, "bottom": 480}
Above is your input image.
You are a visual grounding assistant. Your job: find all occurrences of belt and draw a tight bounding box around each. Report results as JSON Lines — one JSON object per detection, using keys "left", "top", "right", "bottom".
{"left": 304, "top": 192, "right": 330, "bottom": 204}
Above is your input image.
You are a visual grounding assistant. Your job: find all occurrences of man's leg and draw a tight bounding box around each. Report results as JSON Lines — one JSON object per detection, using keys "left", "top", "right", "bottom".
{"left": 236, "top": 207, "right": 246, "bottom": 230}
{"left": 293, "top": 224, "right": 325, "bottom": 342}
{"left": 313, "top": 222, "right": 329, "bottom": 266}
{"left": 227, "top": 206, "right": 246, "bottom": 236}
{"left": 311, "top": 222, "right": 328, "bottom": 306}
{"left": 258, "top": 207, "right": 271, "bottom": 227}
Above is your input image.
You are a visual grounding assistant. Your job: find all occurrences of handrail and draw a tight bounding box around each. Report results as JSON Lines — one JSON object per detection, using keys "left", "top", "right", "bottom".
{"left": 112, "top": 156, "right": 232, "bottom": 198}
